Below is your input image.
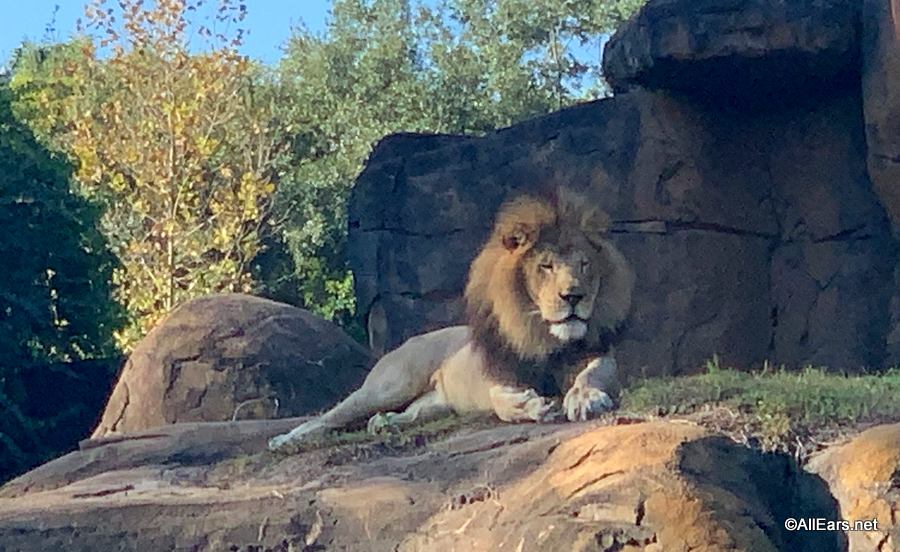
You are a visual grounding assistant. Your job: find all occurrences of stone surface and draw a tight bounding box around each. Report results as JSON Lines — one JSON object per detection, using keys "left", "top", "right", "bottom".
{"left": 603, "top": 0, "right": 860, "bottom": 102}
{"left": 92, "top": 294, "right": 372, "bottom": 438}
{"left": 349, "top": 87, "right": 897, "bottom": 376}
{"left": 808, "top": 423, "right": 900, "bottom": 552}
{"left": 862, "top": 0, "right": 900, "bottom": 229}
{"left": 0, "top": 419, "right": 845, "bottom": 551}
{"left": 861, "top": 0, "right": 900, "bottom": 362}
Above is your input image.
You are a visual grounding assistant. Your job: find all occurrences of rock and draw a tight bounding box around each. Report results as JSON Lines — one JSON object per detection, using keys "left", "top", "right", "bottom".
{"left": 861, "top": 0, "right": 900, "bottom": 361}
{"left": 349, "top": 87, "right": 897, "bottom": 375}
{"left": 807, "top": 423, "right": 900, "bottom": 552}
{"left": 862, "top": 0, "right": 900, "bottom": 229}
{"left": 0, "top": 417, "right": 307, "bottom": 498}
{"left": 0, "top": 420, "right": 844, "bottom": 551}
{"left": 602, "top": 0, "right": 860, "bottom": 102}
{"left": 92, "top": 294, "right": 371, "bottom": 437}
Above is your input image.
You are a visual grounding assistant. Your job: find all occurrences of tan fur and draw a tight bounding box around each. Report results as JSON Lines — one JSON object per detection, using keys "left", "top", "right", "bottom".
{"left": 269, "top": 188, "right": 635, "bottom": 453}
{"left": 466, "top": 188, "right": 634, "bottom": 362}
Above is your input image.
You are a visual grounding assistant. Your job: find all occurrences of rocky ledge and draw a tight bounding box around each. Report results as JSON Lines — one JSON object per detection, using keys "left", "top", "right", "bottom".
{"left": 0, "top": 418, "right": 897, "bottom": 551}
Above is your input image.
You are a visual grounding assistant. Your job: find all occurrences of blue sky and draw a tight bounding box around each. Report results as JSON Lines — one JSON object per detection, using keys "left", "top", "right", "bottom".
{"left": 0, "top": 1, "right": 332, "bottom": 66}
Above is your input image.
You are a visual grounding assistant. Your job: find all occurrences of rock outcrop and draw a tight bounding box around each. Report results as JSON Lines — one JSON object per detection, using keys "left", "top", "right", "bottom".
{"left": 861, "top": 0, "right": 900, "bottom": 361}
{"left": 808, "top": 423, "right": 900, "bottom": 552}
{"left": 602, "top": 0, "right": 860, "bottom": 101}
{"left": 862, "top": 0, "right": 900, "bottom": 229}
{"left": 0, "top": 419, "right": 847, "bottom": 552}
{"left": 348, "top": 0, "right": 899, "bottom": 376}
{"left": 92, "top": 294, "right": 372, "bottom": 437}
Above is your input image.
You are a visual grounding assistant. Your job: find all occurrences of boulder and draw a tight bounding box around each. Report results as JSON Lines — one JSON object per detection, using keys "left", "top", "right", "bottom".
{"left": 602, "top": 0, "right": 860, "bottom": 102}
{"left": 807, "top": 423, "right": 900, "bottom": 552}
{"left": 92, "top": 294, "right": 372, "bottom": 437}
{"left": 349, "top": 87, "right": 897, "bottom": 376}
{"left": 0, "top": 419, "right": 844, "bottom": 551}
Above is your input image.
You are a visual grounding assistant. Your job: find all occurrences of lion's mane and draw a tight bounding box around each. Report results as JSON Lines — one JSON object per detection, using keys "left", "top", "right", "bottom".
{"left": 464, "top": 187, "right": 635, "bottom": 388}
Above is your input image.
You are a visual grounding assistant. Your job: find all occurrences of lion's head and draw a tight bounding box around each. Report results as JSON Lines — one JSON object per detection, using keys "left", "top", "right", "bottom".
{"left": 465, "top": 188, "right": 635, "bottom": 361}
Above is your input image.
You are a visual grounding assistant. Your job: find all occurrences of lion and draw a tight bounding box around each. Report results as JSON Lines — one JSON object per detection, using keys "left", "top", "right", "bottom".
{"left": 268, "top": 187, "right": 635, "bottom": 452}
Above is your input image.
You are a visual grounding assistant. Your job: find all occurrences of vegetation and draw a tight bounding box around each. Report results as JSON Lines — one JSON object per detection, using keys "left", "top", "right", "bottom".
{"left": 270, "top": 0, "right": 642, "bottom": 329}
{"left": 621, "top": 360, "right": 900, "bottom": 457}
{"left": 0, "top": 0, "right": 645, "bottom": 480}
{"left": 11, "top": 1, "right": 282, "bottom": 347}
{"left": 8, "top": 0, "right": 643, "bottom": 344}
{"left": 0, "top": 79, "right": 121, "bottom": 480}
{"left": 266, "top": 359, "right": 900, "bottom": 464}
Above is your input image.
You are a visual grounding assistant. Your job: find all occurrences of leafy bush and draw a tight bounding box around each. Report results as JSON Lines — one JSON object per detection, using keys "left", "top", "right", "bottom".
{"left": 0, "top": 79, "right": 122, "bottom": 480}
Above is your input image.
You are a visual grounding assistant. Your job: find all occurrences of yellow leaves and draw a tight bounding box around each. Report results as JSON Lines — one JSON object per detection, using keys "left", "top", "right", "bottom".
{"left": 213, "top": 226, "right": 233, "bottom": 249}
{"left": 109, "top": 172, "right": 127, "bottom": 193}
{"left": 17, "top": 0, "right": 279, "bottom": 350}
{"left": 196, "top": 135, "right": 220, "bottom": 157}
{"left": 74, "top": 148, "right": 103, "bottom": 184}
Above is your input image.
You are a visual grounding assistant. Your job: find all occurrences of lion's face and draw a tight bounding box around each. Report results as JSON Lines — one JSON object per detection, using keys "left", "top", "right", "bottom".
{"left": 465, "top": 189, "right": 635, "bottom": 360}
{"left": 520, "top": 236, "right": 602, "bottom": 343}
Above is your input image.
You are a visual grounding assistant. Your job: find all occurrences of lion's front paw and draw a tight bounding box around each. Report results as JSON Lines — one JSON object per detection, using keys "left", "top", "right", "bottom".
{"left": 366, "top": 412, "right": 399, "bottom": 435}
{"left": 563, "top": 381, "right": 614, "bottom": 422}
{"left": 268, "top": 432, "right": 299, "bottom": 454}
{"left": 267, "top": 420, "right": 328, "bottom": 453}
{"left": 563, "top": 357, "right": 618, "bottom": 422}
{"left": 490, "top": 386, "right": 561, "bottom": 423}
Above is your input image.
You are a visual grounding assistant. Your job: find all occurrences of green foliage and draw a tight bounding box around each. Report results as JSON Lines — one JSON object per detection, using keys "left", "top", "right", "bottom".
{"left": 270, "top": 0, "right": 644, "bottom": 329}
{"left": 0, "top": 83, "right": 120, "bottom": 364}
{"left": 6, "top": 0, "right": 647, "bottom": 345}
{"left": 11, "top": 1, "right": 283, "bottom": 348}
{"left": 0, "top": 77, "right": 122, "bottom": 479}
{"left": 621, "top": 365, "right": 900, "bottom": 453}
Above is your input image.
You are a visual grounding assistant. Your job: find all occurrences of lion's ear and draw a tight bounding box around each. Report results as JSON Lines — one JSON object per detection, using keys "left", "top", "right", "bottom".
{"left": 584, "top": 232, "right": 608, "bottom": 252}
{"left": 580, "top": 204, "right": 612, "bottom": 250}
{"left": 501, "top": 223, "right": 534, "bottom": 251}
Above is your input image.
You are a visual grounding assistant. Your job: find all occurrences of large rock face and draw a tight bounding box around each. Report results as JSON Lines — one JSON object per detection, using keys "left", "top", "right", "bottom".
{"left": 92, "top": 294, "right": 372, "bottom": 437}
{"left": 349, "top": 1, "right": 899, "bottom": 376}
{"left": 861, "top": 0, "right": 900, "bottom": 361}
{"left": 862, "top": 0, "right": 900, "bottom": 228}
{"left": 0, "top": 419, "right": 846, "bottom": 551}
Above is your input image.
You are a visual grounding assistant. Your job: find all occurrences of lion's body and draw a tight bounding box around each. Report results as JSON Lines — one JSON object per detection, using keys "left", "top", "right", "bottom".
{"left": 269, "top": 189, "right": 635, "bottom": 452}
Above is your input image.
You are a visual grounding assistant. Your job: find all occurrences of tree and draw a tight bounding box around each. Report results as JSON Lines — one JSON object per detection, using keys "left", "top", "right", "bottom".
{"left": 0, "top": 76, "right": 121, "bottom": 478}
{"left": 270, "top": 0, "right": 644, "bottom": 330}
{"left": 11, "top": 0, "right": 283, "bottom": 347}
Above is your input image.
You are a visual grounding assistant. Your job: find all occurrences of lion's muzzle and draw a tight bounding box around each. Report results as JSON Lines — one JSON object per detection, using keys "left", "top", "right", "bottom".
{"left": 548, "top": 317, "right": 588, "bottom": 341}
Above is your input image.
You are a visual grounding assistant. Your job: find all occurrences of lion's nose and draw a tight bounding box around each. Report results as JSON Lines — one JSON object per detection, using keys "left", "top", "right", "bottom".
{"left": 559, "top": 292, "right": 584, "bottom": 307}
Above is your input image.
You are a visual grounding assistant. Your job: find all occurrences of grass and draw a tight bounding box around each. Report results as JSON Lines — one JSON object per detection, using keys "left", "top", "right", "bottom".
{"left": 620, "top": 357, "right": 900, "bottom": 456}
{"left": 262, "top": 357, "right": 900, "bottom": 465}
{"left": 261, "top": 413, "right": 500, "bottom": 467}
{"left": 318, "top": 413, "right": 491, "bottom": 449}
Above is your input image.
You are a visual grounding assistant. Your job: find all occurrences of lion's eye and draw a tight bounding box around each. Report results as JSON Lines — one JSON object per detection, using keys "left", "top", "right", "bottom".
{"left": 539, "top": 262, "right": 553, "bottom": 272}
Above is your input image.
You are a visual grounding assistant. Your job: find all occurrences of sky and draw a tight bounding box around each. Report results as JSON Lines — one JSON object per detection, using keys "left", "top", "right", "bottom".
{"left": 0, "top": 1, "right": 333, "bottom": 67}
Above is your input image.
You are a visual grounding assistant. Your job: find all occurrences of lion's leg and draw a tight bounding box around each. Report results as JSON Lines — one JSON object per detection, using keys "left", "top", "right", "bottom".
{"left": 488, "top": 385, "right": 559, "bottom": 423}
{"left": 563, "top": 356, "right": 619, "bottom": 422}
{"left": 267, "top": 373, "right": 431, "bottom": 452}
{"left": 366, "top": 389, "right": 453, "bottom": 434}
{"left": 268, "top": 326, "right": 469, "bottom": 453}
{"left": 268, "top": 382, "right": 401, "bottom": 451}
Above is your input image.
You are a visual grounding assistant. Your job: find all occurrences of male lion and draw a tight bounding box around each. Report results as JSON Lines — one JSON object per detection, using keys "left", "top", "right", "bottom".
{"left": 268, "top": 187, "right": 634, "bottom": 452}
